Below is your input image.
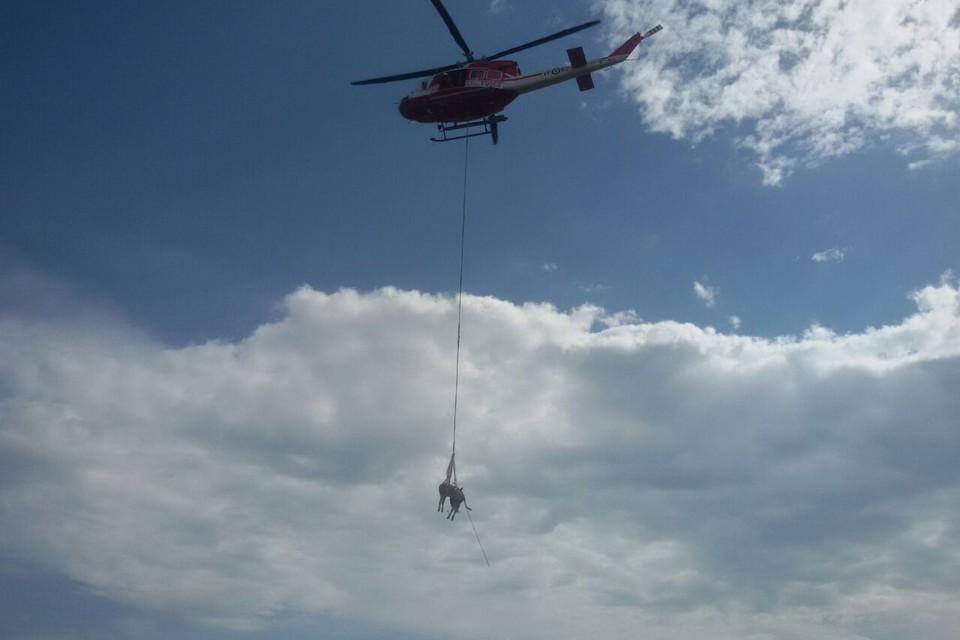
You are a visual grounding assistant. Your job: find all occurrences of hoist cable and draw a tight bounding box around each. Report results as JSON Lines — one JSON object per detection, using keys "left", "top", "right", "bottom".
{"left": 450, "top": 136, "right": 469, "bottom": 485}
{"left": 448, "top": 136, "right": 488, "bottom": 566}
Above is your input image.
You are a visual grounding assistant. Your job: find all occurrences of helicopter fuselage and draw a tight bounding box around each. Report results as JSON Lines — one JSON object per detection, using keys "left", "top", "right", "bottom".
{"left": 399, "top": 60, "right": 520, "bottom": 123}
{"left": 398, "top": 31, "right": 650, "bottom": 125}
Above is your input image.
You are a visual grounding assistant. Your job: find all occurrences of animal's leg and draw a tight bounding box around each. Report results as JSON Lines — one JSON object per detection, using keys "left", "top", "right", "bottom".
{"left": 438, "top": 483, "right": 448, "bottom": 512}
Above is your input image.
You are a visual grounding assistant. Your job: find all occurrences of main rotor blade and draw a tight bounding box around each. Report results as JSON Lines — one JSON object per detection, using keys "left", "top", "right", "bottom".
{"left": 485, "top": 19, "right": 600, "bottom": 61}
{"left": 351, "top": 62, "right": 461, "bottom": 86}
{"left": 430, "top": 0, "right": 473, "bottom": 61}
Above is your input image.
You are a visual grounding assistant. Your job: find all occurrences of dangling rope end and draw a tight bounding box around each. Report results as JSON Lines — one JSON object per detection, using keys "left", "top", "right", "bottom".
{"left": 467, "top": 511, "right": 490, "bottom": 567}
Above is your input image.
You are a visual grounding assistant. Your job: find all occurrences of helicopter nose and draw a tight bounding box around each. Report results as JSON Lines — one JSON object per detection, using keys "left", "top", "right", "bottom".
{"left": 398, "top": 95, "right": 413, "bottom": 120}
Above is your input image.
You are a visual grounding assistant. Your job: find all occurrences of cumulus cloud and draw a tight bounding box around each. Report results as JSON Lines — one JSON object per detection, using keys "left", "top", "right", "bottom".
{"left": 693, "top": 280, "right": 717, "bottom": 307}
{"left": 2, "top": 279, "right": 960, "bottom": 639}
{"left": 812, "top": 247, "right": 848, "bottom": 263}
{"left": 601, "top": 0, "right": 960, "bottom": 184}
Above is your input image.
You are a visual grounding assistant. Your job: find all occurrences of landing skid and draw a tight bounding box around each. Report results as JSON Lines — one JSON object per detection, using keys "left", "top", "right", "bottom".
{"left": 431, "top": 115, "right": 508, "bottom": 145}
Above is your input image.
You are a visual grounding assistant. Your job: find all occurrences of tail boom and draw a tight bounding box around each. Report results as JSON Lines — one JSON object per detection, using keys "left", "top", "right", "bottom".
{"left": 504, "top": 25, "right": 663, "bottom": 95}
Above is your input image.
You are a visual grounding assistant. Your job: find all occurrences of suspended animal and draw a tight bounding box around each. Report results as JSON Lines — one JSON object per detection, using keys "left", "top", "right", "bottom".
{"left": 438, "top": 479, "right": 470, "bottom": 520}
{"left": 352, "top": 0, "right": 662, "bottom": 144}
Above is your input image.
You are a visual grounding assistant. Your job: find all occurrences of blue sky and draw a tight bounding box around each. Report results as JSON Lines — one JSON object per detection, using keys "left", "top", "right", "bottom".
{"left": 2, "top": 2, "right": 959, "bottom": 639}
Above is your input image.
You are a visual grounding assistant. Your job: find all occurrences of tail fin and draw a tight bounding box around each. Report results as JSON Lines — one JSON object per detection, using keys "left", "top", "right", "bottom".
{"left": 609, "top": 24, "right": 663, "bottom": 58}
{"left": 566, "top": 46, "right": 595, "bottom": 91}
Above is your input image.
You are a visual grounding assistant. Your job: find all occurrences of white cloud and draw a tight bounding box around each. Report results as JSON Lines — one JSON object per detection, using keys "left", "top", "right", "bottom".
{"left": 693, "top": 280, "right": 717, "bottom": 307}
{"left": 601, "top": 0, "right": 960, "bottom": 184}
{"left": 488, "top": 0, "right": 511, "bottom": 14}
{"left": 542, "top": 262, "right": 558, "bottom": 272}
{"left": 812, "top": 247, "right": 847, "bottom": 263}
{"left": 729, "top": 314, "right": 742, "bottom": 330}
{"left": 2, "top": 278, "right": 960, "bottom": 639}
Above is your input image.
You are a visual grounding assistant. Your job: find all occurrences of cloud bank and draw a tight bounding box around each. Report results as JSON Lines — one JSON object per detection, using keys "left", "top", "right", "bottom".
{"left": 602, "top": 0, "right": 960, "bottom": 184}
{"left": 2, "top": 278, "right": 960, "bottom": 639}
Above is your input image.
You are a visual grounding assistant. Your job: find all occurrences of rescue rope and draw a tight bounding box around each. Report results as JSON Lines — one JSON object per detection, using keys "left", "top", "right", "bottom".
{"left": 450, "top": 136, "right": 469, "bottom": 486}
{"left": 446, "top": 136, "right": 489, "bottom": 567}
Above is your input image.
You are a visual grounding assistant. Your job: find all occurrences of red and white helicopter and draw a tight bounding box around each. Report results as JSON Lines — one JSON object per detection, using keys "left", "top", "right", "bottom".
{"left": 352, "top": 0, "right": 662, "bottom": 144}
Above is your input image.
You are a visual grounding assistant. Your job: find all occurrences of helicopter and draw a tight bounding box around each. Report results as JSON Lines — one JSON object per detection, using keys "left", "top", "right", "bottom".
{"left": 352, "top": 0, "right": 662, "bottom": 144}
